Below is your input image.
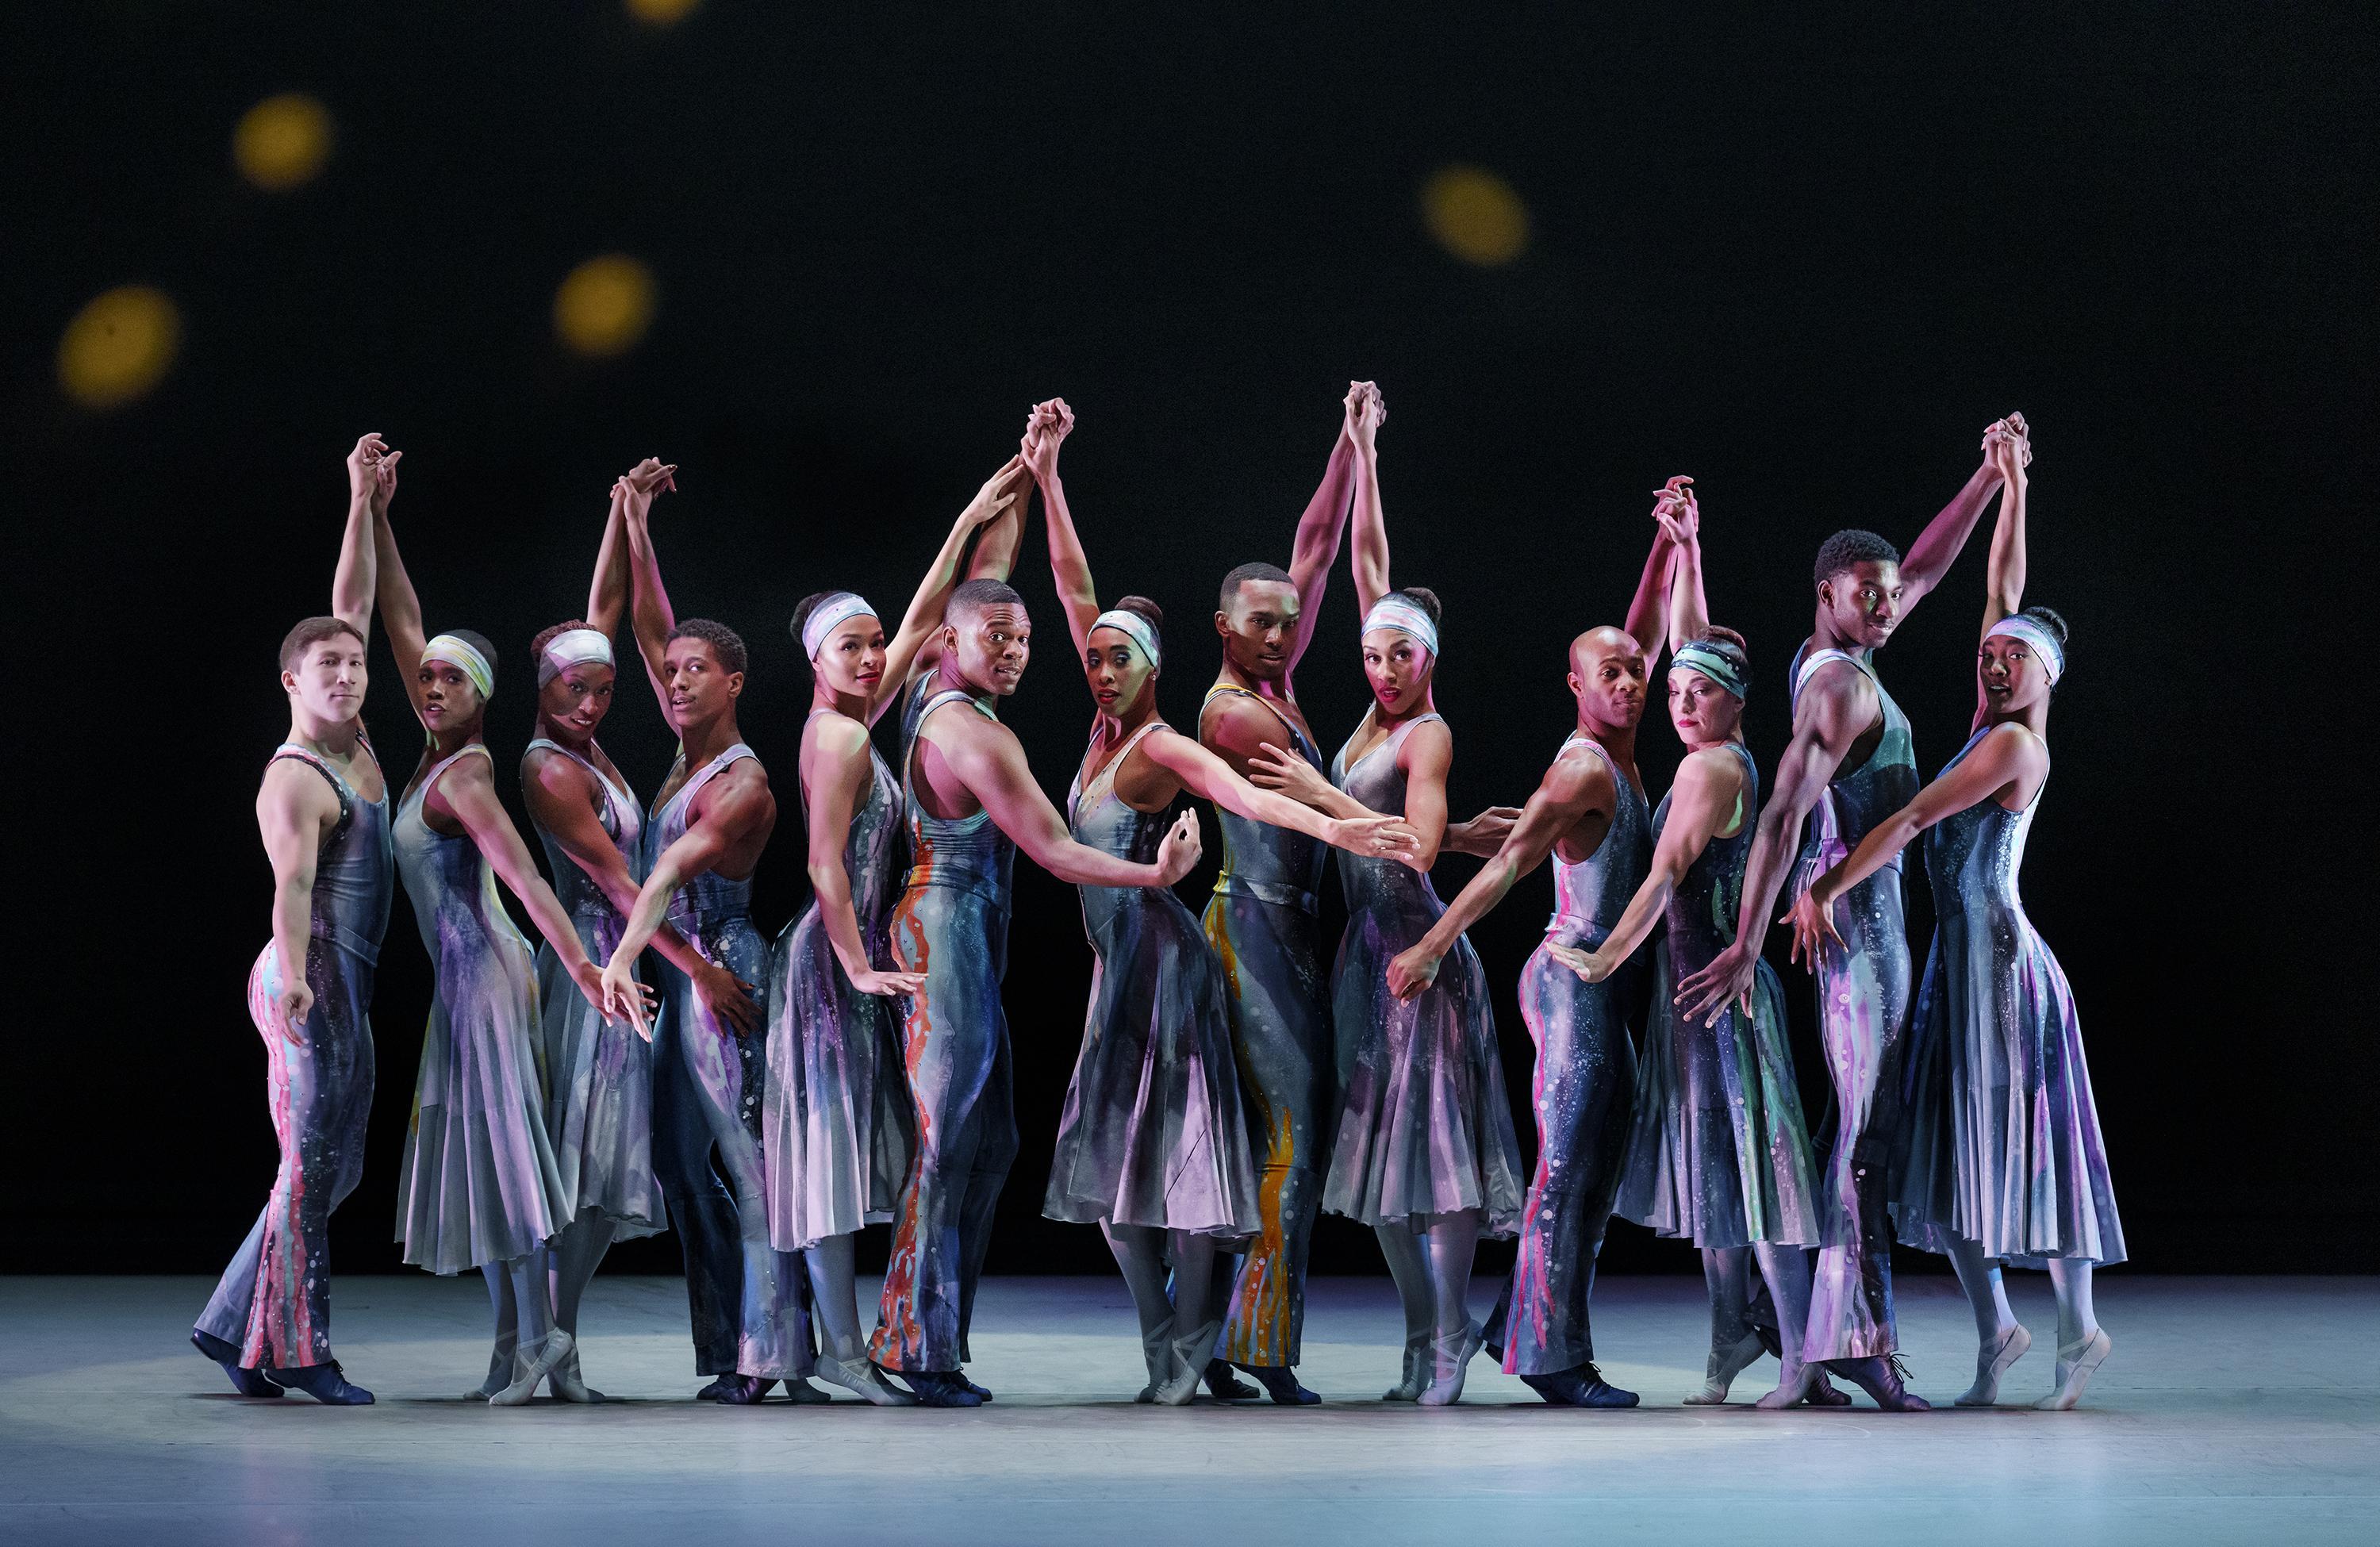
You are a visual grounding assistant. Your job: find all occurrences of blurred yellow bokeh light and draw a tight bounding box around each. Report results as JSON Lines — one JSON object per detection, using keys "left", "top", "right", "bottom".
{"left": 626, "top": 0, "right": 702, "bottom": 25}
{"left": 234, "top": 93, "right": 333, "bottom": 191}
{"left": 58, "top": 286, "right": 182, "bottom": 409}
{"left": 1422, "top": 165, "right": 1530, "bottom": 267}
{"left": 555, "top": 255, "right": 657, "bottom": 358}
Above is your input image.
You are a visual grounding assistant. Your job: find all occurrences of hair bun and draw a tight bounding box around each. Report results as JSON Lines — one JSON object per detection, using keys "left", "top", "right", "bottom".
{"left": 2017, "top": 605, "right": 2069, "bottom": 648}
{"left": 1114, "top": 594, "right": 1165, "bottom": 632}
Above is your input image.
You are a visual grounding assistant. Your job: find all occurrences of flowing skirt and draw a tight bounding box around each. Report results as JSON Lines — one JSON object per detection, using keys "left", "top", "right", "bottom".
{"left": 537, "top": 911, "right": 663, "bottom": 1239}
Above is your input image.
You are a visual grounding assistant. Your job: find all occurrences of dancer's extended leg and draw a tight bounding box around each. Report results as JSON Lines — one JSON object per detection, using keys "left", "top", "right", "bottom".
{"left": 1104, "top": 1223, "right": 1178, "bottom": 1402}
{"left": 802, "top": 1234, "right": 912, "bottom": 1405}
{"left": 1688, "top": 1247, "right": 1765, "bottom": 1404}
{"left": 1151, "top": 1230, "right": 1223, "bottom": 1407}
{"left": 472, "top": 1262, "right": 521, "bottom": 1399}
{"left": 2037, "top": 1259, "right": 2110, "bottom": 1410}
{"left": 546, "top": 1212, "right": 615, "bottom": 1402}
{"left": 1376, "top": 1223, "right": 1434, "bottom": 1401}
{"left": 1940, "top": 1233, "right": 2027, "bottom": 1406}
{"left": 1416, "top": 1211, "right": 1484, "bottom": 1406}
{"left": 490, "top": 1253, "right": 574, "bottom": 1406}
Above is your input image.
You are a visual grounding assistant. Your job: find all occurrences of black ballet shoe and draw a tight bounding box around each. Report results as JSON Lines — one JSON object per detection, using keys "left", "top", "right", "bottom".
{"left": 902, "top": 1370, "right": 985, "bottom": 1408}
{"left": 1204, "top": 1359, "right": 1261, "bottom": 1400}
{"left": 1823, "top": 1354, "right": 1930, "bottom": 1412}
{"left": 263, "top": 1360, "right": 374, "bottom": 1405}
{"left": 1804, "top": 1372, "right": 1853, "bottom": 1407}
{"left": 1520, "top": 1362, "right": 1639, "bottom": 1409}
{"left": 1234, "top": 1362, "right": 1322, "bottom": 1405}
{"left": 193, "top": 1330, "right": 284, "bottom": 1399}
{"left": 694, "top": 1375, "right": 735, "bottom": 1401}
{"left": 960, "top": 1372, "right": 995, "bottom": 1403}
{"left": 710, "top": 1375, "right": 778, "bottom": 1405}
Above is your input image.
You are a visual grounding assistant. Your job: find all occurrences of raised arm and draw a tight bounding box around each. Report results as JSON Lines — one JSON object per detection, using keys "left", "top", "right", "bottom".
{"left": 1142, "top": 728, "right": 1415, "bottom": 859}
{"left": 334, "top": 435, "right": 388, "bottom": 640}
{"left": 1622, "top": 478, "right": 1687, "bottom": 658}
{"left": 255, "top": 762, "right": 341, "bottom": 1042}
{"left": 1660, "top": 486, "right": 1707, "bottom": 654}
{"left": 1284, "top": 401, "right": 1360, "bottom": 670}
{"left": 1896, "top": 415, "right": 2025, "bottom": 614}
{"left": 1023, "top": 401, "right": 1100, "bottom": 658}
{"left": 1672, "top": 664, "right": 1877, "bottom": 1025}
{"left": 1347, "top": 386, "right": 1391, "bottom": 613}
{"left": 1974, "top": 430, "right": 2029, "bottom": 727}
{"left": 1548, "top": 749, "right": 1741, "bottom": 985}
{"left": 604, "top": 764, "right": 770, "bottom": 1023}
{"left": 1788, "top": 724, "right": 2046, "bottom": 961}
{"left": 802, "top": 716, "right": 928, "bottom": 1000}
{"left": 941, "top": 718, "right": 1197, "bottom": 889}
{"left": 619, "top": 459, "right": 680, "bottom": 708}
{"left": 585, "top": 480, "right": 632, "bottom": 639}
{"left": 875, "top": 458, "right": 1027, "bottom": 722}
{"left": 368, "top": 481, "right": 431, "bottom": 723}
{"left": 1384, "top": 743, "right": 1603, "bottom": 1000}
{"left": 520, "top": 753, "right": 758, "bottom": 1034}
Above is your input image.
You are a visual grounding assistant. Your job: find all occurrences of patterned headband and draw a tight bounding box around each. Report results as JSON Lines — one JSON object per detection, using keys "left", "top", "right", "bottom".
{"left": 422, "top": 633, "right": 493, "bottom": 699}
{"left": 537, "top": 628, "right": 613, "bottom": 685}
{"left": 1670, "top": 641, "right": 1748, "bottom": 699}
{"left": 1985, "top": 616, "right": 2064, "bottom": 683}
{"left": 1090, "top": 608, "right": 1161, "bottom": 670}
{"left": 1361, "top": 595, "right": 1439, "bottom": 658}
{"left": 801, "top": 593, "right": 880, "bottom": 661}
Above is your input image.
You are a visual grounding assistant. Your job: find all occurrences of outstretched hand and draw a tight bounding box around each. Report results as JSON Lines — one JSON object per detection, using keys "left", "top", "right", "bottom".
{"left": 849, "top": 965, "right": 928, "bottom": 1000}
{"left": 1155, "top": 809, "right": 1203, "bottom": 885}
{"left": 584, "top": 958, "right": 656, "bottom": 1041}
{"left": 371, "top": 448, "right": 402, "bottom": 515}
{"left": 1544, "top": 940, "right": 1614, "bottom": 985}
{"left": 1249, "top": 742, "right": 1336, "bottom": 807}
{"left": 1672, "top": 939, "right": 1757, "bottom": 1027}
{"left": 693, "top": 961, "right": 762, "bottom": 1036}
{"left": 1326, "top": 814, "right": 1421, "bottom": 861}
{"left": 970, "top": 455, "right": 1030, "bottom": 522}
{"left": 1444, "top": 804, "right": 1522, "bottom": 858}
{"left": 1783, "top": 879, "right": 1847, "bottom": 968}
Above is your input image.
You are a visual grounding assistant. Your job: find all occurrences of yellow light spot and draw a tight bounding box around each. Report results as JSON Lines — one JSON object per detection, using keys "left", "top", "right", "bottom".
{"left": 233, "top": 93, "right": 333, "bottom": 191}
{"left": 555, "top": 255, "right": 657, "bottom": 358}
{"left": 625, "top": 0, "right": 702, "bottom": 24}
{"left": 1421, "top": 165, "right": 1530, "bottom": 267}
{"left": 58, "top": 286, "right": 181, "bottom": 409}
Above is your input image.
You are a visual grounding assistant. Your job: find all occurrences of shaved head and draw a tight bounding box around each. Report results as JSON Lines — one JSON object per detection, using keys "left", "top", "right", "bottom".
{"left": 1568, "top": 625, "right": 1642, "bottom": 676}
{"left": 1568, "top": 624, "right": 1649, "bottom": 732}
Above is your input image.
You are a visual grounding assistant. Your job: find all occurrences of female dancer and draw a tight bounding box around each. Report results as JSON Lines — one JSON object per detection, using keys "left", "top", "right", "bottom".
{"left": 762, "top": 456, "right": 1028, "bottom": 1405}
{"left": 1024, "top": 399, "right": 1416, "bottom": 1403}
{"left": 1789, "top": 432, "right": 2121, "bottom": 1409}
{"left": 1544, "top": 490, "right": 1828, "bottom": 1408}
{"left": 516, "top": 474, "right": 762, "bottom": 1402}
{"left": 371, "top": 464, "right": 647, "bottom": 1405}
{"left": 1254, "top": 385, "right": 1525, "bottom": 1406}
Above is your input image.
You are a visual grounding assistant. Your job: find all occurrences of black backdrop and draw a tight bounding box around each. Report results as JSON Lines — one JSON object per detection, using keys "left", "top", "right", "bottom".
{"left": 7, "top": 3, "right": 2370, "bottom": 1278}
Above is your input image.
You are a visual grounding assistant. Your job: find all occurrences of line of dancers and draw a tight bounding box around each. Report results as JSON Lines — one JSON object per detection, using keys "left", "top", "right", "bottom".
{"left": 196, "top": 387, "right": 2122, "bottom": 1413}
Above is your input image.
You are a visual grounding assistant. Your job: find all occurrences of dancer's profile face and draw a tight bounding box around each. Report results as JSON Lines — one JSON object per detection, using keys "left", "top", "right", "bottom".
{"left": 1360, "top": 628, "right": 1433, "bottom": 714}
{"left": 284, "top": 635, "right": 368, "bottom": 724}
{"left": 417, "top": 658, "right": 486, "bottom": 738}
{"left": 662, "top": 638, "right": 742, "bottom": 731}
{"left": 950, "top": 601, "right": 1031, "bottom": 697}
{"left": 1667, "top": 668, "right": 1742, "bottom": 746}
{"left": 538, "top": 662, "right": 615, "bottom": 743}
{"left": 812, "top": 615, "right": 887, "bottom": 701}
{"left": 1084, "top": 626, "right": 1155, "bottom": 716}
{"left": 1818, "top": 559, "right": 1905, "bottom": 650}
{"left": 1979, "top": 633, "right": 2053, "bottom": 715}
{"left": 1217, "top": 578, "right": 1299, "bottom": 681}
{"left": 1568, "top": 628, "right": 1648, "bottom": 731}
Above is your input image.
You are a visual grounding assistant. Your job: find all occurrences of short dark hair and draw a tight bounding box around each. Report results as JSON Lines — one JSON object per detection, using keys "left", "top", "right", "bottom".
{"left": 668, "top": 617, "right": 747, "bottom": 675}
{"left": 946, "top": 578, "right": 1025, "bottom": 622}
{"left": 279, "top": 616, "right": 365, "bottom": 673}
{"left": 1393, "top": 585, "right": 1443, "bottom": 624}
{"left": 1813, "top": 529, "right": 1901, "bottom": 587}
{"left": 1219, "top": 561, "right": 1294, "bottom": 610}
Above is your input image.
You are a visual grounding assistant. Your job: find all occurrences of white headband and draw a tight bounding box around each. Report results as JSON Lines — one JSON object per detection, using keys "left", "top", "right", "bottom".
{"left": 1984, "top": 616, "right": 2064, "bottom": 683}
{"left": 1361, "top": 595, "right": 1439, "bottom": 658}
{"left": 801, "top": 593, "right": 880, "bottom": 660}
{"left": 537, "top": 628, "right": 614, "bottom": 685}
{"left": 421, "top": 633, "right": 493, "bottom": 699}
{"left": 1090, "top": 608, "right": 1161, "bottom": 669}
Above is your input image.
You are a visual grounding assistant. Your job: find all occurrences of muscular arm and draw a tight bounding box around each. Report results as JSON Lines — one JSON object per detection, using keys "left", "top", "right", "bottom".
{"left": 800, "top": 716, "right": 916, "bottom": 995}
{"left": 1035, "top": 458, "right": 1101, "bottom": 659}
{"left": 875, "top": 460, "right": 1023, "bottom": 724}
{"left": 1622, "top": 522, "right": 1677, "bottom": 660}
{"left": 1284, "top": 431, "right": 1357, "bottom": 670}
{"left": 1143, "top": 727, "right": 1407, "bottom": 857}
{"left": 940, "top": 718, "right": 1173, "bottom": 888}
{"left": 611, "top": 766, "right": 772, "bottom": 969}
{"left": 1349, "top": 434, "right": 1389, "bottom": 614}
{"left": 1667, "top": 528, "right": 1708, "bottom": 654}
{"left": 369, "top": 501, "right": 431, "bottom": 722}
{"left": 256, "top": 763, "right": 338, "bottom": 1042}
{"left": 1828, "top": 726, "right": 2040, "bottom": 903}
{"left": 432, "top": 756, "right": 596, "bottom": 974}
{"left": 585, "top": 482, "right": 631, "bottom": 639}
{"left": 621, "top": 488, "right": 678, "bottom": 710}
{"left": 332, "top": 436, "right": 384, "bottom": 641}
{"left": 1897, "top": 458, "right": 2003, "bottom": 615}
{"left": 1975, "top": 453, "right": 2029, "bottom": 727}
{"left": 1578, "top": 750, "right": 1740, "bottom": 976}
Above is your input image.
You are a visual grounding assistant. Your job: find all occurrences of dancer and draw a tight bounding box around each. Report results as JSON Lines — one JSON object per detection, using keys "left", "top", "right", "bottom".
{"left": 1539, "top": 489, "right": 1827, "bottom": 1408}
{"left": 598, "top": 460, "right": 819, "bottom": 1404}
{"left": 371, "top": 454, "right": 645, "bottom": 1406}
{"left": 517, "top": 475, "right": 763, "bottom": 1403}
{"left": 761, "top": 455, "right": 1030, "bottom": 1406}
{"left": 1200, "top": 385, "right": 1516, "bottom": 1405}
{"left": 1025, "top": 400, "right": 1416, "bottom": 1404}
{"left": 1252, "top": 384, "right": 1522, "bottom": 1407}
{"left": 1675, "top": 415, "right": 2029, "bottom": 1411}
{"left": 1788, "top": 431, "right": 2122, "bottom": 1410}
{"left": 1372, "top": 480, "right": 1689, "bottom": 1408}
{"left": 868, "top": 554, "right": 1219, "bottom": 1407}
{"left": 194, "top": 435, "right": 394, "bottom": 1406}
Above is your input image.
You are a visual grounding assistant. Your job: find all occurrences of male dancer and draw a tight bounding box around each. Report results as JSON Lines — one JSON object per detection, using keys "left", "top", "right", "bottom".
{"left": 1380, "top": 492, "right": 1683, "bottom": 1407}
{"left": 869, "top": 578, "right": 1200, "bottom": 1406}
{"left": 194, "top": 434, "right": 393, "bottom": 1405}
{"left": 601, "top": 463, "right": 816, "bottom": 1403}
{"left": 1675, "top": 416, "right": 2028, "bottom": 1410}
{"left": 1199, "top": 385, "right": 1512, "bottom": 1403}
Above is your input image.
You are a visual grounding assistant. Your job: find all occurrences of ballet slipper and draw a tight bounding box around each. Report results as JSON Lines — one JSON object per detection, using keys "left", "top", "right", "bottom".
{"left": 1134, "top": 1317, "right": 1176, "bottom": 1404}
{"left": 2035, "top": 1327, "right": 2111, "bottom": 1411}
{"left": 547, "top": 1347, "right": 605, "bottom": 1403}
{"left": 1956, "top": 1322, "right": 2031, "bottom": 1407}
{"left": 1382, "top": 1332, "right": 1430, "bottom": 1402}
{"left": 781, "top": 1377, "right": 832, "bottom": 1403}
{"left": 1154, "top": 1322, "right": 1224, "bottom": 1407}
{"left": 1684, "top": 1331, "right": 1768, "bottom": 1404}
{"left": 815, "top": 1354, "right": 917, "bottom": 1406}
{"left": 1415, "top": 1322, "right": 1487, "bottom": 1407}
{"left": 490, "top": 1329, "right": 575, "bottom": 1407}
{"left": 465, "top": 1334, "right": 517, "bottom": 1401}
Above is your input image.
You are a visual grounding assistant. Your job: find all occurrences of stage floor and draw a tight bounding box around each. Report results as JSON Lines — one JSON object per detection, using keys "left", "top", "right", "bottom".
{"left": 2, "top": 1274, "right": 2371, "bottom": 1545}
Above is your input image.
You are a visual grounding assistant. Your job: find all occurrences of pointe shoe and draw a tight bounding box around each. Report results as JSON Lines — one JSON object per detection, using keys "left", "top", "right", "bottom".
{"left": 1154, "top": 1321, "right": 1224, "bottom": 1407}
{"left": 816, "top": 1354, "right": 916, "bottom": 1406}
{"left": 1957, "top": 1322, "right": 2031, "bottom": 1407}
{"left": 192, "top": 1330, "right": 284, "bottom": 1399}
{"left": 1684, "top": 1331, "right": 1768, "bottom": 1405}
{"left": 782, "top": 1377, "right": 832, "bottom": 1403}
{"left": 708, "top": 1374, "right": 778, "bottom": 1405}
{"left": 491, "top": 1330, "right": 576, "bottom": 1407}
{"left": 2035, "top": 1327, "right": 2111, "bottom": 1411}
{"left": 547, "top": 1347, "right": 605, "bottom": 1403}
{"left": 1382, "top": 1332, "right": 1430, "bottom": 1402}
{"left": 1235, "top": 1362, "right": 1321, "bottom": 1405}
{"left": 1823, "top": 1354, "right": 1931, "bottom": 1411}
{"left": 264, "top": 1360, "right": 375, "bottom": 1405}
{"left": 1415, "top": 1322, "right": 1487, "bottom": 1407}
{"left": 1521, "top": 1361, "right": 1639, "bottom": 1407}
{"left": 1204, "top": 1359, "right": 1261, "bottom": 1399}
{"left": 1134, "top": 1316, "right": 1175, "bottom": 1403}
{"left": 901, "top": 1369, "right": 985, "bottom": 1407}
{"left": 466, "top": 1334, "right": 519, "bottom": 1400}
